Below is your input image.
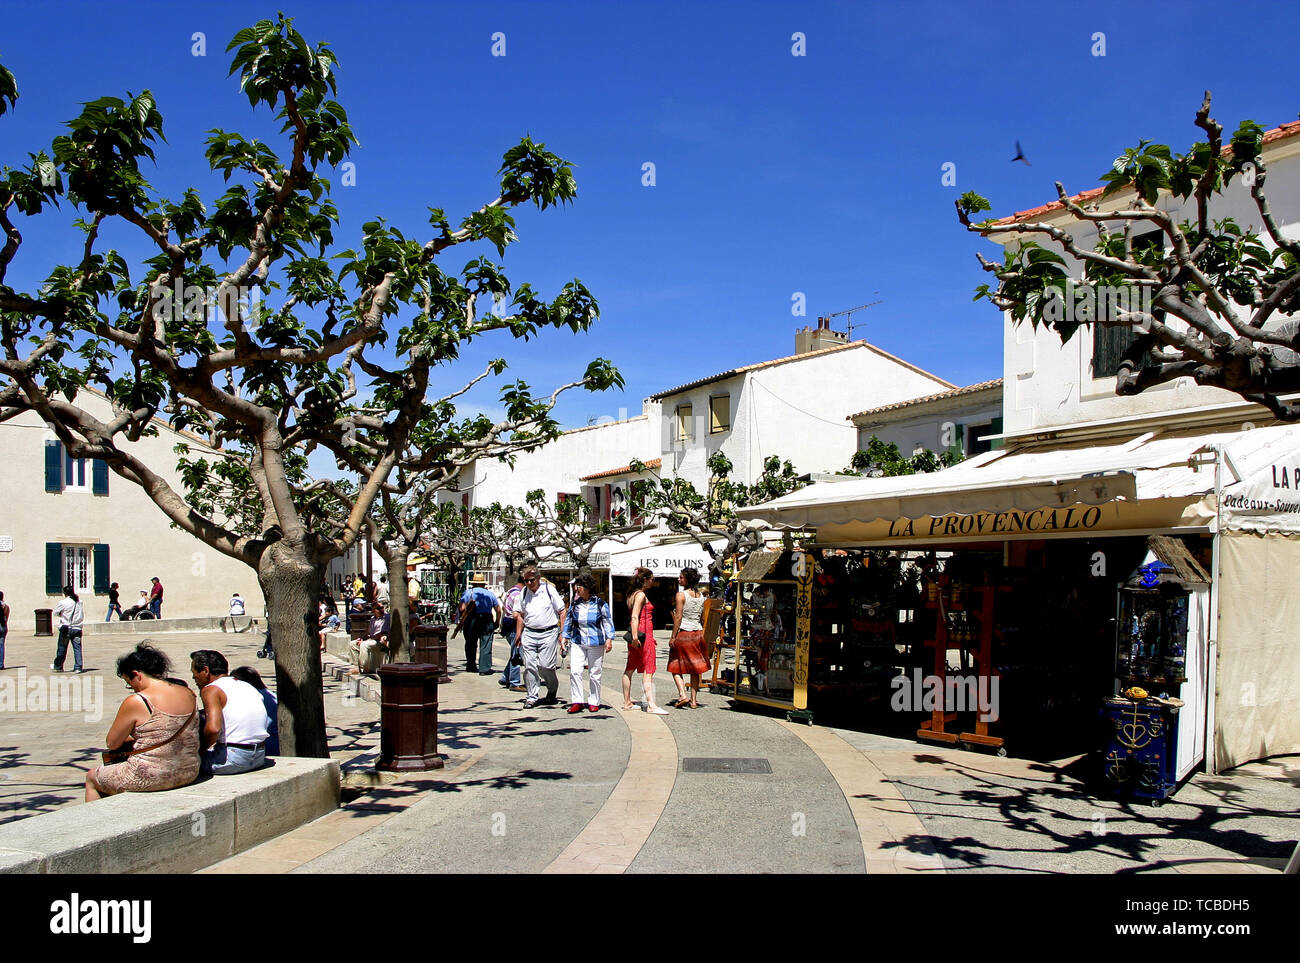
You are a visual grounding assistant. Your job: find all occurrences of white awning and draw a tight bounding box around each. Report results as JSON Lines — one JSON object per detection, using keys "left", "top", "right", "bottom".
{"left": 608, "top": 537, "right": 729, "bottom": 577}
{"left": 737, "top": 424, "right": 1300, "bottom": 538}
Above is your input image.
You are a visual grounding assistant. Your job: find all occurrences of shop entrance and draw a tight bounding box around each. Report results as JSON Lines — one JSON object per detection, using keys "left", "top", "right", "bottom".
{"left": 783, "top": 536, "right": 1172, "bottom": 760}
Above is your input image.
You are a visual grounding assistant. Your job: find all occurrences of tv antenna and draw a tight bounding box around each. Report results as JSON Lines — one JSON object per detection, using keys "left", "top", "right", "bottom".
{"left": 819, "top": 299, "right": 883, "bottom": 341}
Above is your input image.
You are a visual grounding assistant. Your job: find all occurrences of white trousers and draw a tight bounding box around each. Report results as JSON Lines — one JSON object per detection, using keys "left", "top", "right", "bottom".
{"left": 568, "top": 643, "right": 606, "bottom": 706}
{"left": 521, "top": 626, "right": 560, "bottom": 701}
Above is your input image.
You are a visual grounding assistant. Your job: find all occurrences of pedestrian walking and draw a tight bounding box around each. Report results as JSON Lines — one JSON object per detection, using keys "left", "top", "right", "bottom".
{"left": 514, "top": 565, "right": 566, "bottom": 709}
{"left": 622, "top": 567, "right": 668, "bottom": 713}
{"left": 561, "top": 573, "right": 614, "bottom": 712}
{"left": 148, "top": 576, "right": 164, "bottom": 619}
{"left": 454, "top": 576, "right": 501, "bottom": 674}
{"left": 0, "top": 590, "right": 9, "bottom": 669}
{"left": 667, "top": 567, "right": 710, "bottom": 708}
{"left": 105, "top": 582, "right": 122, "bottom": 622}
{"left": 51, "top": 584, "right": 85, "bottom": 673}
{"left": 499, "top": 573, "right": 525, "bottom": 691}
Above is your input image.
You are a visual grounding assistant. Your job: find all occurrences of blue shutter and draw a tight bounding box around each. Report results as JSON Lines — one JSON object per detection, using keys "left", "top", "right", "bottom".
{"left": 92, "top": 459, "right": 109, "bottom": 496}
{"left": 45, "top": 441, "right": 64, "bottom": 493}
{"left": 46, "top": 543, "right": 63, "bottom": 594}
{"left": 93, "top": 544, "right": 110, "bottom": 594}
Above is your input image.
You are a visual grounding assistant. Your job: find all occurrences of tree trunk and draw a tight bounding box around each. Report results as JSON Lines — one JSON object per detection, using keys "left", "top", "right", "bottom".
{"left": 383, "top": 544, "right": 413, "bottom": 662}
{"left": 259, "top": 542, "right": 329, "bottom": 757}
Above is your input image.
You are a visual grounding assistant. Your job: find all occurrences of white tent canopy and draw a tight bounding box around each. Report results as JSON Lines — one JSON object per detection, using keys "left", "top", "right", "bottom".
{"left": 608, "top": 537, "right": 728, "bottom": 577}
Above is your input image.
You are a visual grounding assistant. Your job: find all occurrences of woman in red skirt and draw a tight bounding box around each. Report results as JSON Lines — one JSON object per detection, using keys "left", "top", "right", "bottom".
{"left": 668, "top": 567, "right": 710, "bottom": 708}
{"left": 621, "top": 567, "right": 668, "bottom": 714}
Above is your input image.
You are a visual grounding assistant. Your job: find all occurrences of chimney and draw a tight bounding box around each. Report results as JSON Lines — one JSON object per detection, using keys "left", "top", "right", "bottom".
{"left": 796, "top": 318, "right": 848, "bottom": 355}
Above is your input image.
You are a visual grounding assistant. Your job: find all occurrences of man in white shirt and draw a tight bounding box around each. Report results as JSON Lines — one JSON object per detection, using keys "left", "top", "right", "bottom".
{"left": 51, "top": 584, "right": 85, "bottom": 673}
{"left": 191, "top": 649, "right": 270, "bottom": 775}
{"left": 513, "top": 565, "right": 566, "bottom": 709}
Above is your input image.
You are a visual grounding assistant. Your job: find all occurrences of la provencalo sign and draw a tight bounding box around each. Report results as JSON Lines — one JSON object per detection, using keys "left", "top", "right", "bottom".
{"left": 886, "top": 506, "right": 1104, "bottom": 539}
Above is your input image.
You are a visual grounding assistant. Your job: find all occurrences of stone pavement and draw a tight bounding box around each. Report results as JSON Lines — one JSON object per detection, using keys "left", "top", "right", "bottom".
{"left": 0, "top": 628, "right": 379, "bottom": 826}
{"left": 1, "top": 626, "right": 1294, "bottom": 873}
{"left": 201, "top": 630, "right": 1299, "bottom": 875}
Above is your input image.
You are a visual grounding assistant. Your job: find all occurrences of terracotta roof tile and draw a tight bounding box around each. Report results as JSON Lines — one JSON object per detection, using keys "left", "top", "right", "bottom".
{"left": 580, "top": 458, "right": 661, "bottom": 482}
{"left": 848, "top": 378, "right": 1003, "bottom": 421}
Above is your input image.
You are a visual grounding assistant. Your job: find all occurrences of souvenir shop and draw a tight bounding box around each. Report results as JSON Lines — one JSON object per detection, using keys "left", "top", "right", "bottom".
{"left": 736, "top": 423, "right": 1300, "bottom": 787}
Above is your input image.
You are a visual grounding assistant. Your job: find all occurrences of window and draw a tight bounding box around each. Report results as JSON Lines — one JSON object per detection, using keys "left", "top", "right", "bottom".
{"left": 1092, "top": 230, "right": 1161, "bottom": 378}
{"left": 675, "top": 404, "right": 694, "bottom": 442}
{"left": 968, "top": 422, "right": 993, "bottom": 456}
{"left": 64, "top": 545, "right": 91, "bottom": 594}
{"left": 710, "top": 394, "right": 730, "bottom": 434}
{"left": 64, "top": 450, "right": 88, "bottom": 491}
{"left": 44, "top": 440, "right": 109, "bottom": 494}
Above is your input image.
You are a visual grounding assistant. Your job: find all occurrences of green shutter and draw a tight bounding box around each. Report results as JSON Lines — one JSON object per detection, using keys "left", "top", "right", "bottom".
{"left": 45, "top": 441, "right": 64, "bottom": 493}
{"left": 93, "top": 544, "right": 110, "bottom": 594}
{"left": 91, "top": 459, "right": 109, "bottom": 496}
{"left": 991, "top": 416, "right": 1004, "bottom": 450}
{"left": 46, "top": 543, "right": 63, "bottom": 594}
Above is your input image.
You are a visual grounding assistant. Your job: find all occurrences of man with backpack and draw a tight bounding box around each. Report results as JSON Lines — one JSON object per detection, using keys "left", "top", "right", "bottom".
{"left": 454, "top": 575, "right": 500, "bottom": 675}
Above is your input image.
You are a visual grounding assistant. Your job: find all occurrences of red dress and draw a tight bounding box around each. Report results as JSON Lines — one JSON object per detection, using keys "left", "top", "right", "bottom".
{"left": 625, "top": 596, "right": 656, "bottom": 674}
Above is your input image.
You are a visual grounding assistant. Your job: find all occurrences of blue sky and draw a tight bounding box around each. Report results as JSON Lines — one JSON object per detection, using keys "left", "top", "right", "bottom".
{"left": 4, "top": 0, "right": 1300, "bottom": 434}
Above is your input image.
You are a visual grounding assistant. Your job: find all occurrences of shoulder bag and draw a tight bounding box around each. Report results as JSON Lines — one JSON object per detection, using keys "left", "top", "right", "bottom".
{"left": 102, "top": 701, "right": 197, "bottom": 766}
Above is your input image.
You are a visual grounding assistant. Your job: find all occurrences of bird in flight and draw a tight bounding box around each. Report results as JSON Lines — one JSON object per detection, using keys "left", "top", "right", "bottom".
{"left": 1011, "top": 140, "right": 1031, "bottom": 166}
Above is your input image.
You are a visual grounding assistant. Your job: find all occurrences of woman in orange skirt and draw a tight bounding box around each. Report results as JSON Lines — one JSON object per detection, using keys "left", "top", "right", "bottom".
{"left": 667, "top": 566, "right": 710, "bottom": 708}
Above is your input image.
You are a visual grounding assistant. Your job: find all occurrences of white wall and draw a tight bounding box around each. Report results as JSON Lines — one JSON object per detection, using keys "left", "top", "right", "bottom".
{"left": 1001, "top": 140, "right": 1300, "bottom": 435}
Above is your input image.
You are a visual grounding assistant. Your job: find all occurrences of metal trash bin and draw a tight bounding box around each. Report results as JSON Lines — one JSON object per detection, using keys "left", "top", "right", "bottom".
{"left": 34, "top": 608, "right": 53, "bottom": 637}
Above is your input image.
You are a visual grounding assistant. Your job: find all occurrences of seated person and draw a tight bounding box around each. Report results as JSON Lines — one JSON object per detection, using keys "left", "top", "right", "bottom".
{"left": 229, "top": 593, "right": 246, "bottom": 617}
{"left": 318, "top": 600, "right": 341, "bottom": 652}
{"left": 231, "top": 665, "right": 279, "bottom": 756}
{"left": 348, "top": 600, "right": 390, "bottom": 675}
{"left": 121, "top": 590, "right": 153, "bottom": 620}
{"left": 190, "top": 649, "right": 270, "bottom": 775}
{"left": 85, "top": 642, "right": 200, "bottom": 801}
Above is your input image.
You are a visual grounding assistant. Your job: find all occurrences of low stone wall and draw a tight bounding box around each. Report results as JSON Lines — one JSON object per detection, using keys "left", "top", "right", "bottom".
{"left": 84, "top": 615, "right": 261, "bottom": 637}
{"left": 0, "top": 756, "right": 339, "bottom": 874}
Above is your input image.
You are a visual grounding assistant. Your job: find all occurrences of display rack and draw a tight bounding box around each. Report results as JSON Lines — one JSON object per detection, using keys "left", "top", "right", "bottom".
{"left": 915, "top": 576, "right": 1007, "bottom": 754}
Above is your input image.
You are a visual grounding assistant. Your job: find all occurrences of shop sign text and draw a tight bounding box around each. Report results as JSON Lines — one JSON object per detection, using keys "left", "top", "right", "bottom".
{"left": 886, "top": 506, "right": 1103, "bottom": 539}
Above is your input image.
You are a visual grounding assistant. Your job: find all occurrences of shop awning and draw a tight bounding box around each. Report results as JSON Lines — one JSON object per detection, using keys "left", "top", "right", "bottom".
{"left": 608, "top": 537, "right": 729, "bottom": 577}
{"left": 737, "top": 424, "right": 1300, "bottom": 542}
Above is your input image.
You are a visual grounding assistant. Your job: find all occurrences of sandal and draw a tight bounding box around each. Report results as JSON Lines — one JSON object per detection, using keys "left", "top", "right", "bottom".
{"left": 667, "top": 698, "right": 687, "bottom": 708}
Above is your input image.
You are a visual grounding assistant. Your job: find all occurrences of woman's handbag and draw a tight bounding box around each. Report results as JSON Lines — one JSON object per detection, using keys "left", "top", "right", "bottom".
{"left": 101, "top": 705, "right": 196, "bottom": 766}
{"left": 622, "top": 628, "right": 646, "bottom": 648}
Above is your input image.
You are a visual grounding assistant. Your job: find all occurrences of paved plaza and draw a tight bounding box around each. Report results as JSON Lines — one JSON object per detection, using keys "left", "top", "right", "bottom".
{"left": 0, "top": 627, "right": 1295, "bottom": 873}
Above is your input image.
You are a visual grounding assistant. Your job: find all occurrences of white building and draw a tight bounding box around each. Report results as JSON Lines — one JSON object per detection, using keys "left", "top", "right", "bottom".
{"left": 0, "top": 391, "right": 264, "bottom": 633}
{"left": 448, "top": 324, "right": 959, "bottom": 512}
{"left": 438, "top": 403, "right": 659, "bottom": 513}
{"left": 651, "top": 331, "right": 957, "bottom": 492}
{"left": 850, "top": 379, "right": 1003, "bottom": 461}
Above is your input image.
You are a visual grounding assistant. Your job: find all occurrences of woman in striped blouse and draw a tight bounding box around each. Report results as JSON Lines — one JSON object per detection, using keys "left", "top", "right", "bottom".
{"left": 560, "top": 572, "right": 615, "bottom": 713}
